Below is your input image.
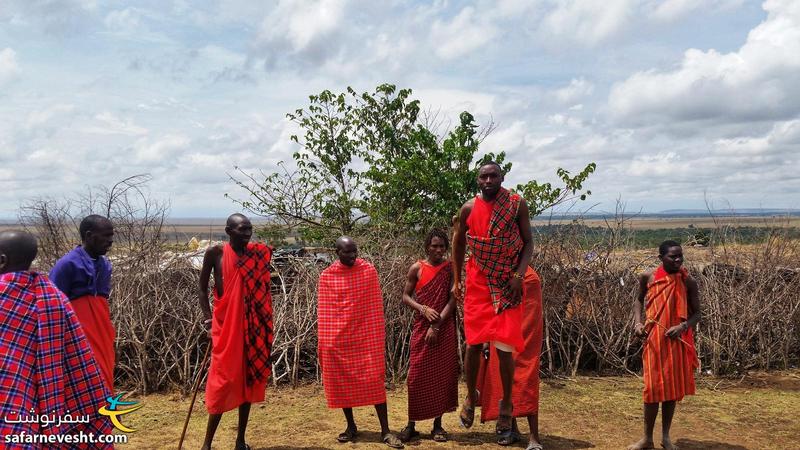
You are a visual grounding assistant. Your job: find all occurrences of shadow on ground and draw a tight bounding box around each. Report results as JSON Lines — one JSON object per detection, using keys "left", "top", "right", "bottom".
{"left": 674, "top": 439, "right": 748, "bottom": 450}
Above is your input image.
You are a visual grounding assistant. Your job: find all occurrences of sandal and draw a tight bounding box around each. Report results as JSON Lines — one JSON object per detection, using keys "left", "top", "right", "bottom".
{"left": 431, "top": 427, "right": 448, "bottom": 442}
{"left": 382, "top": 432, "right": 404, "bottom": 449}
{"left": 526, "top": 442, "right": 544, "bottom": 450}
{"left": 497, "top": 430, "right": 520, "bottom": 446}
{"left": 459, "top": 389, "right": 480, "bottom": 428}
{"left": 459, "top": 404, "right": 475, "bottom": 428}
{"left": 397, "top": 425, "right": 419, "bottom": 442}
{"left": 495, "top": 400, "right": 514, "bottom": 435}
{"left": 337, "top": 427, "right": 358, "bottom": 443}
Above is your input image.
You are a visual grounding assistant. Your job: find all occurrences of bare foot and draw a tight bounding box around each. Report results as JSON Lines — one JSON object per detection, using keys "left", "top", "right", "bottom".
{"left": 627, "top": 437, "right": 655, "bottom": 450}
{"left": 661, "top": 435, "right": 678, "bottom": 450}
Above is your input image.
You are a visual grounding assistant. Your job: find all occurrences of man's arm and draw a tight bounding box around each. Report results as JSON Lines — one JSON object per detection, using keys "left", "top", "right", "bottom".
{"left": 633, "top": 272, "right": 649, "bottom": 337}
{"left": 508, "top": 198, "right": 534, "bottom": 301}
{"left": 451, "top": 202, "right": 471, "bottom": 300}
{"left": 401, "top": 262, "right": 440, "bottom": 322}
{"left": 685, "top": 277, "right": 701, "bottom": 329}
{"left": 198, "top": 246, "right": 220, "bottom": 323}
{"left": 48, "top": 258, "right": 74, "bottom": 298}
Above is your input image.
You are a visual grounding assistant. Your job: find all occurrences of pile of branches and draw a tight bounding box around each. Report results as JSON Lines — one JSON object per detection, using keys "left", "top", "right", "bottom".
{"left": 19, "top": 186, "right": 800, "bottom": 394}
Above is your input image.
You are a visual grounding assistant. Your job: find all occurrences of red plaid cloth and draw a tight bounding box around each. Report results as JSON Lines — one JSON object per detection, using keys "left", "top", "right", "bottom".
{"left": 643, "top": 266, "right": 698, "bottom": 403}
{"left": 317, "top": 259, "right": 386, "bottom": 409}
{"left": 466, "top": 188, "right": 523, "bottom": 313}
{"left": 0, "top": 272, "right": 112, "bottom": 448}
{"left": 407, "top": 261, "right": 459, "bottom": 421}
{"left": 236, "top": 243, "right": 274, "bottom": 387}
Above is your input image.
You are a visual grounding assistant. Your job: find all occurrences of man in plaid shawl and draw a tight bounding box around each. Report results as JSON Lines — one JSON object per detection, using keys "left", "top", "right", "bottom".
{"left": 0, "top": 230, "right": 113, "bottom": 448}
{"left": 199, "top": 214, "right": 274, "bottom": 450}
{"left": 452, "top": 161, "right": 534, "bottom": 437}
{"left": 317, "top": 237, "right": 403, "bottom": 448}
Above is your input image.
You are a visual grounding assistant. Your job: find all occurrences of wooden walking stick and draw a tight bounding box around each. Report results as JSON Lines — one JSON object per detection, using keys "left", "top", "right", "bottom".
{"left": 178, "top": 342, "right": 211, "bottom": 450}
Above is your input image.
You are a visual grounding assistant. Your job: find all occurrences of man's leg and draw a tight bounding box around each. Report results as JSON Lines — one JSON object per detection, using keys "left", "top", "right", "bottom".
{"left": 496, "top": 347, "right": 515, "bottom": 431}
{"left": 234, "top": 402, "right": 251, "bottom": 449}
{"left": 627, "top": 403, "right": 659, "bottom": 450}
{"left": 527, "top": 414, "right": 541, "bottom": 447}
{"left": 375, "top": 402, "right": 390, "bottom": 435}
{"left": 461, "top": 343, "right": 483, "bottom": 426}
{"left": 375, "top": 403, "right": 403, "bottom": 448}
{"left": 200, "top": 413, "right": 222, "bottom": 450}
{"left": 343, "top": 407, "right": 357, "bottom": 432}
{"left": 660, "top": 401, "right": 677, "bottom": 450}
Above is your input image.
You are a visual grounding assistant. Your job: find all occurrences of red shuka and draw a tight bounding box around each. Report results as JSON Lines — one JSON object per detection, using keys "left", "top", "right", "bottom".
{"left": 406, "top": 261, "right": 459, "bottom": 421}
{"left": 464, "top": 190, "right": 524, "bottom": 352}
{"left": 318, "top": 259, "right": 386, "bottom": 409}
{"left": 643, "top": 266, "right": 698, "bottom": 403}
{"left": 70, "top": 295, "right": 116, "bottom": 392}
{"left": 205, "top": 243, "right": 273, "bottom": 414}
{"left": 479, "top": 267, "right": 543, "bottom": 421}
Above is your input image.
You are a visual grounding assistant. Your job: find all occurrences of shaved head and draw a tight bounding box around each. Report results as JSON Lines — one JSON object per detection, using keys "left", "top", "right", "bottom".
{"left": 334, "top": 236, "right": 358, "bottom": 266}
{"left": 0, "top": 230, "right": 38, "bottom": 274}
{"left": 335, "top": 236, "right": 355, "bottom": 251}
{"left": 226, "top": 213, "right": 249, "bottom": 227}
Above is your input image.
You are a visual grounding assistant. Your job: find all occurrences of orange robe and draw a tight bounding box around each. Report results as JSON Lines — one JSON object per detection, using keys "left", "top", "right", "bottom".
{"left": 479, "top": 267, "right": 543, "bottom": 421}
{"left": 69, "top": 295, "right": 116, "bottom": 393}
{"left": 205, "top": 243, "right": 273, "bottom": 414}
{"left": 642, "top": 266, "right": 698, "bottom": 403}
{"left": 464, "top": 190, "right": 524, "bottom": 352}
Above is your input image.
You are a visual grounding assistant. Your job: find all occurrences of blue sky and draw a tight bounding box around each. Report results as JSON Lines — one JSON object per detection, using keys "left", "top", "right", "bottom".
{"left": 1, "top": 0, "right": 798, "bottom": 218}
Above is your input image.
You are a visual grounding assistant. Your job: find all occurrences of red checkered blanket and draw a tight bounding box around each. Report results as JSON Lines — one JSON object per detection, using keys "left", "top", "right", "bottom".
{"left": 466, "top": 188, "right": 523, "bottom": 313}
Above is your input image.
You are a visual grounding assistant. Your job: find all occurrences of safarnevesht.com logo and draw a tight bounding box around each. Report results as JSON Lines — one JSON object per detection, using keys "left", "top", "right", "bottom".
{"left": 2, "top": 394, "right": 141, "bottom": 445}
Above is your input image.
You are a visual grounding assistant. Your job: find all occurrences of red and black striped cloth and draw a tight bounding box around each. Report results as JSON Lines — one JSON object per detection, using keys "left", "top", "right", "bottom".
{"left": 236, "top": 243, "right": 275, "bottom": 387}
{"left": 466, "top": 188, "right": 523, "bottom": 313}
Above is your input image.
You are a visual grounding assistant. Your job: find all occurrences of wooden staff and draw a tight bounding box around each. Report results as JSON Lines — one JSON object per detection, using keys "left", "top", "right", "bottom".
{"left": 178, "top": 342, "right": 211, "bottom": 450}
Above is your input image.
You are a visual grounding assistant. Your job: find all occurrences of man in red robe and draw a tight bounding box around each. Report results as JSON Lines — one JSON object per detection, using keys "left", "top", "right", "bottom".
{"left": 1, "top": 230, "right": 113, "bottom": 448}
{"left": 317, "top": 236, "right": 403, "bottom": 448}
{"left": 628, "top": 240, "right": 701, "bottom": 450}
{"left": 199, "top": 213, "right": 274, "bottom": 450}
{"left": 452, "top": 161, "right": 534, "bottom": 435}
{"left": 479, "top": 267, "right": 543, "bottom": 449}
{"left": 398, "top": 229, "right": 459, "bottom": 443}
{"left": 50, "top": 214, "right": 116, "bottom": 392}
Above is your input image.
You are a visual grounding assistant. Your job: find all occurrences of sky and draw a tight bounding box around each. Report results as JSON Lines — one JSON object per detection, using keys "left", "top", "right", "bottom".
{"left": 1, "top": 0, "right": 799, "bottom": 218}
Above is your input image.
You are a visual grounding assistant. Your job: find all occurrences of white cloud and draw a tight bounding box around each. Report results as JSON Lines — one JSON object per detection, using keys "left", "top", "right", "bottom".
{"left": 82, "top": 112, "right": 148, "bottom": 136}
{"left": 628, "top": 151, "right": 680, "bottom": 177}
{"left": 0, "top": 48, "right": 21, "bottom": 86}
{"left": 540, "top": 0, "right": 635, "bottom": 46}
{"left": 430, "top": 6, "right": 498, "bottom": 59}
{"left": 553, "top": 78, "right": 594, "bottom": 105}
{"left": 609, "top": 0, "right": 800, "bottom": 127}
{"left": 649, "top": 0, "right": 744, "bottom": 22}
{"left": 134, "top": 134, "right": 190, "bottom": 163}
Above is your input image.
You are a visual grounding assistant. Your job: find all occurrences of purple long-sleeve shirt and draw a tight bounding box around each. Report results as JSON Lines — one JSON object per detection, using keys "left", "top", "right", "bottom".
{"left": 49, "top": 245, "right": 112, "bottom": 300}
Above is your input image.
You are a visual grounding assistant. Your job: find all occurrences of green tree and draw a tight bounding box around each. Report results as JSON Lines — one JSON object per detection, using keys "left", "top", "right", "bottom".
{"left": 229, "top": 84, "right": 596, "bottom": 243}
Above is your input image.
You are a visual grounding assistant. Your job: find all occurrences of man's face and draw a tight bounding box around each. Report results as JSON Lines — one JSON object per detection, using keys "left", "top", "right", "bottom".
{"left": 660, "top": 246, "right": 684, "bottom": 273}
{"left": 85, "top": 221, "right": 114, "bottom": 256}
{"left": 226, "top": 219, "right": 253, "bottom": 244}
{"left": 336, "top": 241, "right": 357, "bottom": 267}
{"left": 477, "top": 164, "right": 503, "bottom": 197}
{"left": 426, "top": 237, "right": 447, "bottom": 264}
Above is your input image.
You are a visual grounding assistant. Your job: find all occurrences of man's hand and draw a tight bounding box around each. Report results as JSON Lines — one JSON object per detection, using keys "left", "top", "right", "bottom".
{"left": 508, "top": 276, "right": 523, "bottom": 302}
{"left": 203, "top": 318, "right": 213, "bottom": 339}
{"left": 633, "top": 322, "right": 647, "bottom": 338}
{"left": 421, "top": 306, "right": 440, "bottom": 323}
{"left": 425, "top": 327, "right": 439, "bottom": 346}
{"left": 452, "top": 280, "right": 463, "bottom": 302}
{"left": 665, "top": 322, "right": 688, "bottom": 339}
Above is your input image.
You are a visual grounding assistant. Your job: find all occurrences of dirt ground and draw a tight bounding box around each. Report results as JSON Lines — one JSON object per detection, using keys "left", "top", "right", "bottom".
{"left": 123, "top": 372, "right": 799, "bottom": 450}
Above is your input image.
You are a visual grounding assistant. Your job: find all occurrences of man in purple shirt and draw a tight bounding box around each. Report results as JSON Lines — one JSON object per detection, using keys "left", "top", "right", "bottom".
{"left": 50, "top": 214, "right": 116, "bottom": 391}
